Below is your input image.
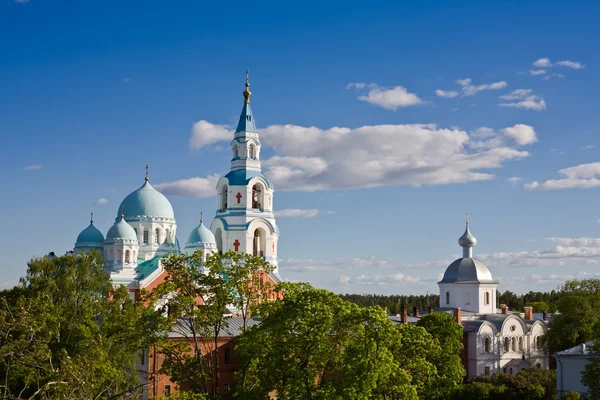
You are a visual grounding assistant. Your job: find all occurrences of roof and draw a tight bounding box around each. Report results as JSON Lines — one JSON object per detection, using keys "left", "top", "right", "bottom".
{"left": 135, "top": 256, "right": 161, "bottom": 281}
{"left": 118, "top": 181, "right": 175, "bottom": 221}
{"left": 168, "top": 316, "right": 262, "bottom": 338}
{"left": 439, "top": 257, "right": 498, "bottom": 284}
{"left": 106, "top": 217, "right": 138, "bottom": 242}
{"left": 76, "top": 222, "right": 105, "bottom": 245}
{"left": 236, "top": 103, "right": 257, "bottom": 133}
{"left": 555, "top": 341, "right": 596, "bottom": 357}
{"left": 388, "top": 314, "right": 420, "bottom": 324}
{"left": 504, "top": 358, "right": 531, "bottom": 369}
{"left": 224, "top": 169, "right": 274, "bottom": 189}
{"left": 185, "top": 221, "right": 216, "bottom": 246}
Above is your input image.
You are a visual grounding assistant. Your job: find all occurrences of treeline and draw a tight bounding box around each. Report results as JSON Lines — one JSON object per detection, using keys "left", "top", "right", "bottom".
{"left": 341, "top": 290, "right": 562, "bottom": 314}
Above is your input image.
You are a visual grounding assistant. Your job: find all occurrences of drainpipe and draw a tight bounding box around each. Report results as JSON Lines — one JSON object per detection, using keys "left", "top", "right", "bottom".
{"left": 556, "top": 356, "right": 563, "bottom": 397}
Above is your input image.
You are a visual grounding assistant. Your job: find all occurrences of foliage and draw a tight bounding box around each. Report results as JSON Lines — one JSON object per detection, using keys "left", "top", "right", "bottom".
{"left": 416, "top": 312, "right": 466, "bottom": 397}
{"left": 147, "top": 250, "right": 273, "bottom": 399}
{"left": 544, "top": 279, "right": 600, "bottom": 354}
{"left": 238, "top": 282, "right": 465, "bottom": 400}
{"left": 581, "top": 342, "right": 600, "bottom": 399}
{"left": 0, "top": 251, "right": 162, "bottom": 399}
{"left": 453, "top": 368, "right": 556, "bottom": 400}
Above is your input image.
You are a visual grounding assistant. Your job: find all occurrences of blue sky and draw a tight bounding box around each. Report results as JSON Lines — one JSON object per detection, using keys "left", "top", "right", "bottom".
{"left": 1, "top": 0, "right": 599, "bottom": 295}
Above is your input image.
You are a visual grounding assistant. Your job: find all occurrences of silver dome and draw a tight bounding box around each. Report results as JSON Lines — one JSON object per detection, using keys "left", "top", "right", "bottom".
{"left": 439, "top": 257, "right": 497, "bottom": 284}
{"left": 458, "top": 223, "right": 477, "bottom": 248}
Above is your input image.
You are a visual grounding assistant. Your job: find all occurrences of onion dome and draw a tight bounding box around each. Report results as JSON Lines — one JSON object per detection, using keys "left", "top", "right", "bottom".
{"left": 106, "top": 214, "right": 138, "bottom": 243}
{"left": 458, "top": 222, "right": 477, "bottom": 248}
{"left": 186, "top": 213, "right": 216, "bottom": 246}
{"left": 76, "top": 213, "right": 105, "bottom": 245}
{"left": 117, "top": 167, "right": 175, "bottom": 221}
{"left": 439, "top": 258, "right": 497, "bottom": 284}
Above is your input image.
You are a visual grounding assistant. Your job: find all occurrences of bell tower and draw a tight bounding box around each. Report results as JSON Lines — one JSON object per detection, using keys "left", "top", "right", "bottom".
{"left": 210, "top": 71, "right": 281, "bottom": 278}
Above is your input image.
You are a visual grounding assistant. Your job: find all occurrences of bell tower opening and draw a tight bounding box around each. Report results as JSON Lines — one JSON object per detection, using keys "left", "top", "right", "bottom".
{"left": 233, "top": 144, "right": 239, "bottom": 159}
{"left": 249, "top": 143, "right": 256, "bottom": 159}
{"left": 253, "top": 229, "right": 265, "bottom": 257}
{"left": 252, "top": 184, "right": 262, "bottom": 209}
{"left": 221, "top": 185, "right": 228, "bottom": 211}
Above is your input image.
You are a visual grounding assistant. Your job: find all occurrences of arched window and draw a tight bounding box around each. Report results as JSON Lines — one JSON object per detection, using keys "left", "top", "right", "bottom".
{"left": 143, "top": 230, "right": 149, "bottom": 244}
{"left": 484, "top": 337, "right": 490, "bottom": 353}
{"left": 445, "top": 291, "right": 450, "bottom": 305}
{"left": 232, "top": 144, "right": 239, "bottom": 159}
{"left": 215, "top": 228, "right": 223, "bottom": 254}
{"left": 125, "top": 250, "right": 130, "bottom": 263}
{"left": 485, "top": 291, "right": 490, "bottom": 305}
{"left": 511, "top": 337, "right": 517, "bottom": 352}
{"left": 252, "top": 184, "right": 262, "bottom": 209}
{"left": 249, "top": 144, "right": 256, "bottom": 159}
{"left": 165, "top": 229, "right": 170, "bottom": 244}
{"left": 221, "top": 185, "right": 228, "bottom": 211}
{"left": 253, "top": 229, "right": 265, "bottom": 257}
{"left": 518, "top": 336, "right": 524, "bottom": 351}
{"left": 504, "top": 337, "right": 510, "bottom": 352}
{"left": 155, "top": 228, "right": 160, "bottom": 244}
{"left": 536, "top": 336, "right": 542, "bottom": 350}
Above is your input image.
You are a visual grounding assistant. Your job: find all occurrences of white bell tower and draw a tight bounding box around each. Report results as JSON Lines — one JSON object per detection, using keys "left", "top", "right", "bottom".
{"left": 210, "top": 71, "right": 280, "bottom": 276}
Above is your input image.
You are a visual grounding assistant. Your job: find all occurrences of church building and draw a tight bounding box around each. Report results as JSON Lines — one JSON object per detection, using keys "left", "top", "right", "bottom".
{"left": 73, "top": 71, "right": 282, "bottom": 296}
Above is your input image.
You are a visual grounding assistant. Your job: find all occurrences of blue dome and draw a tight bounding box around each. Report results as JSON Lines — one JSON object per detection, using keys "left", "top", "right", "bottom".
{"left": 186, "top": 221, "right": 216, "bottom": 245}
{"left": 76, "top": 222, "right": 105, "bottom": 245}
{"left": 106, "top": 218, "right": 138, "bottom": 242}
{"left": 118, "top": 181, "right": 175, "bottom": 220}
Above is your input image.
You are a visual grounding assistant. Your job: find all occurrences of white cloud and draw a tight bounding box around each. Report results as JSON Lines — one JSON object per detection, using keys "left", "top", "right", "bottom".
{"left": 529, "top": 69, "right": 547, "bottom": 76}
{"left": 435, "top": 89, "right": 460, "bottom": 98}
{"left": 498, "top": 89, "right": 546, "bottom": 111}
{"left": 23, "top": 164, "right": 42, "bottom": 170}
{"left": 437, "top": 78, "right": 508, "bottom": 98}
{"left": 175, "top": 121, "right": 537, "bottom": 194}
{"left": 154, "top": 175, "right": 221, "bottom": 197}
{"left": 350, "top": 83, "right": 423, "bottom": 110}
{"left": 525, "top": 162, "right": 600, "bottom": 190}
{"left": 94, "top": 197, "right": 109, "bottom": 205}
{"left": 581, "top": 145, "right": 595, "bottom": 150}
{"left": 533, "top": 58, "right": 552, "bottom": 68}
{"left": 276, "top": 209, "right": 320, "bottom": 218}
{"left": 189, "top": 120, "right": 232, "bottom": 150}
{"left": 556, "top": 60, "right": 585, "bottom": 70}
{"left": 506, "top": 177, "right": 522, "bottom": 185}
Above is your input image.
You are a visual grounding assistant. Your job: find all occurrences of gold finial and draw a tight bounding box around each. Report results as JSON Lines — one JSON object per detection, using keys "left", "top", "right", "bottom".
{"left": 200, "top": 211, "right": 203, "bottom": 224}
{"left": 90, "top": 212, "right": 94, "bottom": 224}
{"left": 145, "top": 164, "right": 149, "bottom": 181}
{"left": 243, "top": 69, "right": 251, "bottom": 104}
{"left": 466, "top": 212, "right": 469, "bottom": 225}
{"left": 120, "top": 205, "right": 125, "bottom": 219}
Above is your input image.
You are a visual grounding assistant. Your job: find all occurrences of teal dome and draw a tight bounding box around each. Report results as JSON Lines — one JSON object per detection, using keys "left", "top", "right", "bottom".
{"left": 76, "top": 222, "right": 105, "bottom": 245}
{"left": 186, "top": 221, "right": 216, "bottom": 245}
{"left": 118, "top": 181, "right": 175, "bottom": 220}
{"left": 106, "top": 217, "right": 138, "bottom": 242}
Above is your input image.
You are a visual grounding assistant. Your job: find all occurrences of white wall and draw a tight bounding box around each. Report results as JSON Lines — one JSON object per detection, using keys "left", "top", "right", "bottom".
{"left": 557, "top": 357, "right": 590, "bottom": 396}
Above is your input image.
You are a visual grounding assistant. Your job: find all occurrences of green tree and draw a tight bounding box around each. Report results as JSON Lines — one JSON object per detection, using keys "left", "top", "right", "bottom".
{"left": 0, "top": 252, "right": 161, "bottom": 399}
{"left": 544, "top": 279, "right": 600, "bottom": 354}
{"left": 416, "top": 312, "right": 466, "bottom": 397}
{"left": 148, "top": 250, "right": 273, "bottom": 399}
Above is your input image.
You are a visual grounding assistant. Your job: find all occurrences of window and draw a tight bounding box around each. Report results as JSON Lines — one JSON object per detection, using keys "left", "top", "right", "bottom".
{"left": 253, "top": 229, "right": 265, "bottom": 257}
{"left": 536, "top": 363, "right": 541, "bottom": 369}
{"left": 536, "top": 336, "right": 542, "bottom": 350}
{"left": 143, "top": 230, "right": 149, "bottom": 244}
{"left": 484, "top": 366, "right": 490, "bottom": 376}
{"left": 484, "top": 337, "right": 490, "bottom": 353}
{"left": 233, "top": 144, "right": 239, "bottom": 158}
{"left": 249, "top": 144, "right": 256, "bottom": 158}
{"left": 164, "top": 385, "right": 171, "bottom": 397}
{"left": 125, "top": 250, "right": 130, "bottom": 263}
{"left": 165, "top": 229, "right": 170, "bottom": 244}
{"left": 511, "top": 337, "right": 517, "bottom": 352}
{"left": 502, "top": 367, "right": 507, "bottom": 374}
{"left": 224, "top": 383, "right": 230, "bottom": 393}
{"left": 518, "top": 336, "right": 524, "bottom": 351}
{"left": 509, "top": 368, "right": 513, "bottom": 376}
{"left": 155, "top": 228, "right": 160, "bottom": 244}
{"left": 504, "top": 337, "right": 510, "bottom": 352}
{"left": 134, "top": 228, "right": 138, "bottom": 236}
{"left": 485, "top": 291, "right": 490, "bottom": 305}
{"left": 221, "top": 185, "right": 228, "bottom": 210}
{"left": 445, "top": 291, "right": 450, "bottom": 305}
{"left": 252, "top": 184, "right": 262, "bottom": 209}
{"left": 224, "top": 347, "right": 232, "bottom": 364}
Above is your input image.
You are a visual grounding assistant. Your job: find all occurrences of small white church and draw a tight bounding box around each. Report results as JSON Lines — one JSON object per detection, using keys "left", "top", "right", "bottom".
{"left": 392, "top": 218, "right": 549, "bottom": 379}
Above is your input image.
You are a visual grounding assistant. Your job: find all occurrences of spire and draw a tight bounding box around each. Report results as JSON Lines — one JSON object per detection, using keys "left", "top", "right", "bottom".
{"left": 236, "top": 70, "right": 257, "bottom": 133}
{"left": 200, "top": 211, "right": 203, "bottom": 224}
{"left": 458, "top": 212, "right": 477, "bottom": 258}
{"left": 145, "top": 164, "right": 149, "bottom": 182}
{"left": 90, "top": 212, "right": 94, "bottom": 224}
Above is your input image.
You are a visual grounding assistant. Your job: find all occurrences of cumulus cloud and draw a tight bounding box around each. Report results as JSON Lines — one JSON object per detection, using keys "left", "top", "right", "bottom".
{"left": 276, "top": 209, "right": 320, "bottom": 218}
{"left": 347, "top": 83, "right": 423, "bottom": 110}
{"left": 23, "top": 164, "right": 43, "bottom": 170}
{"left": 437, "top": 78, "right": 507, "bottom": 98}
{"left": 498, "top": 89, "right": 546, "bottom": 111}
{"left": 171, "top": 121, "right": 538, "bottom": 194}
{"left": 189, "top": 120, "right": 232, "bottom": 150}
{"left": 525, "top": 162, "right": 600, "bottom": 190}
{"left": 506, "top": 177, "right": 522, "bottom": 185}
{"left": 531, "top": 58, "right": 585, "bottom": 70}
{"left": 154, "top": 175, "right": 221, "bottom": 197}
{"left": 435, "top": 89, "right": 460, "bottom": 98}
{"left": 94, "top": 197, "right": 109, "bottom": 205}
{"left": 529, "top": 69, "right": 547, "bottom": 76}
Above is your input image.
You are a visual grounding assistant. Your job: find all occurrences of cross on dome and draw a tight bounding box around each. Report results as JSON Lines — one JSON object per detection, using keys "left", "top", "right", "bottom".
{"left": 145, "top": 164, "right": 149, "bottom": 182}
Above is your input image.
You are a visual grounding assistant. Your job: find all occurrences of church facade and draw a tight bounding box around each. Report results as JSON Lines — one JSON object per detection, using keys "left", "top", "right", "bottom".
{"left": 73, "top": 73, "right": 282, "bottom": 296}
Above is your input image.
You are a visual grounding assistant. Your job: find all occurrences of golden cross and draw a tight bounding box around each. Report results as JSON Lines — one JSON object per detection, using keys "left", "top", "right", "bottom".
{"left": 466, "top": 212, "right": 469, "bottom": 224}
{"left": 145, "top": 164, "right": 149, "bottom": 181}
{"left": 245, "top": 69, "right": 250, "bottom": 83}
